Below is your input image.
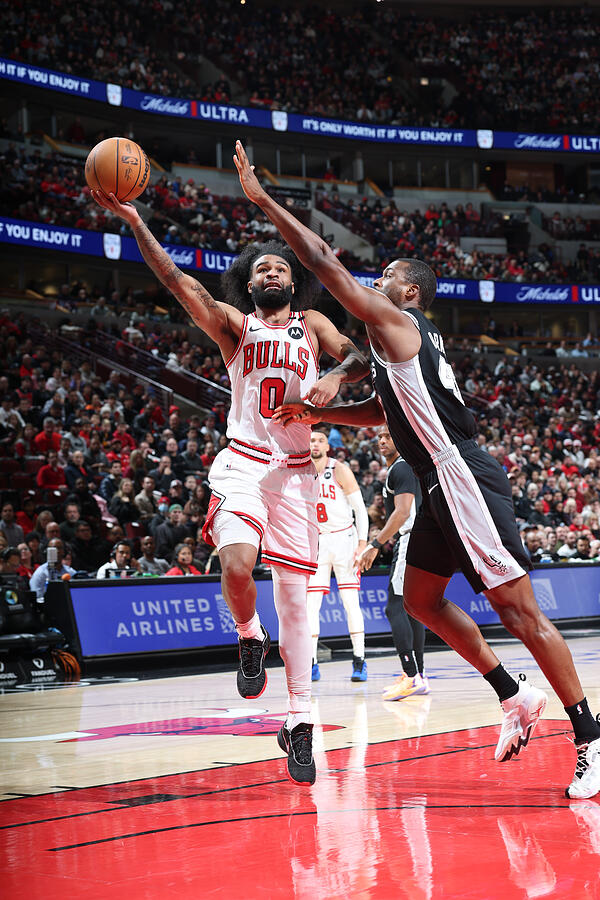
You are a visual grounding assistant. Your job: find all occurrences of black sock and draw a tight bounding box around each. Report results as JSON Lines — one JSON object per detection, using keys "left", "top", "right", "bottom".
{"left": 483, "top": 664, "right": 519, "bottom": 702}
{"left": 415, "top": 649, "right": 424, "bottom": 675}
{"left": 565, "top": 697, "right": 600, "bottom": 744}
{"left": 400, "top": 650, "right": 418, "bottom": 678}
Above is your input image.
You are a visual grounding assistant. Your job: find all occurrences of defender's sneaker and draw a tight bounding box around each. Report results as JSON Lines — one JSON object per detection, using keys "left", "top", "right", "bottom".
{"left": 494, "top": 677, "right": 547, "bottom": 762}
{"left": 382, "top": 673, "right": 429, "bottom": 701}
{"left": 277, "top": 722, "right": 316, "bottom": 785}
{"left": 351, "top": 657, "right": 368, "bottom": 682}
{"left": 236, "top": 626, "right": 270, "bottom": 699}
{"left": 566, "top": 732, "right": 600, "bottom": 799}
{"left": 311, "top": 662, "right": 321, "bottom": 682}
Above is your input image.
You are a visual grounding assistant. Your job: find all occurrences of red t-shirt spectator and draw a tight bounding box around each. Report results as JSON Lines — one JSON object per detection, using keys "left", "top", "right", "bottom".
{"left": 37, "top": 462, "right": 67, "bottom": 489}
{"left": 165, "top": 564, "right": 202, "bottom": 576}
{"left": 34, "top": 430, "right": 61, "bottom": 454}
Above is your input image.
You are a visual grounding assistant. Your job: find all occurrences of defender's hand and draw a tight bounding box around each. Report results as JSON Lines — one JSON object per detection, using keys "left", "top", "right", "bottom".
{"left": 91, "top": 189, "right": 141, "bottom": 227}
{"left": 233, "top": 140, "right": 266, "bottom": 204}
{"left": 272, "top": 402, "right": 323, "bottom": 427}
{"left": 357, "top": 544, "right": 379, "bottom": 573}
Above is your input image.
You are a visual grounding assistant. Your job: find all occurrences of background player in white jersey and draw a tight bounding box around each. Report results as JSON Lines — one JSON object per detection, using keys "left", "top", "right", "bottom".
{"left": 359, "top": 425, "right": 429, "bottom": 700}
{"left": 235, "top": 141, "right": 600, "bottom": 799}
{"left": 92, "top": 190, "right": 369, "bottom": 786}
{"left": 308, "top": 430, "right": 369, "bottom": 682}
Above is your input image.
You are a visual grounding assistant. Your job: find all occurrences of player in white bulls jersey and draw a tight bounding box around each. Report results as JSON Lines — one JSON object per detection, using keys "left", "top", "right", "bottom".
{"left": 307, "top": 430, "right": 369, "bottom": 682}
{"left": 92, "top": 185, "right": 369, "bottom": 786}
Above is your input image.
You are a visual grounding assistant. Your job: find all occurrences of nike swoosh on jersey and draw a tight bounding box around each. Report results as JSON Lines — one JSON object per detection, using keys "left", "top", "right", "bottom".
{"left": 248, "top": 326, "right": 261, "bottom": 332}
{"left": 428, "top": 484, "right": 438, "bottom": 494}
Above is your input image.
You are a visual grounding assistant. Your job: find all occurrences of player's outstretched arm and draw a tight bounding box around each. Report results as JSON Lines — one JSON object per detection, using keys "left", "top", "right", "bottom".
{"left": 273, "top": 396, "right": 385, "bottom": 428}
{"left": 91, "top": 190, "right": 237, "bottom": 346}
{"left": 234, "top": 141, "right": 389, "bottom": 326}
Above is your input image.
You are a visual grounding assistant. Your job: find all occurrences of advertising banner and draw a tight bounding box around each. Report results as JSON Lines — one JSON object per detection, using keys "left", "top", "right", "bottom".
{"left": 3, "top": 215, "right": 600, "bottom": 305}
{"left": 68, "top": 565, "right": 600, "bottom": 658}
{"left": 2, "top": 57, "right": 600, "bottom": 154}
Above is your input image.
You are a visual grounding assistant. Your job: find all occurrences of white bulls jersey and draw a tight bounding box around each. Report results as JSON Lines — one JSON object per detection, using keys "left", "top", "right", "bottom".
{"left": 316, "top": 459, "right": 354, "bottom": 534}
{"left": 226, "top": 310, "right": 319, "bottom": 456}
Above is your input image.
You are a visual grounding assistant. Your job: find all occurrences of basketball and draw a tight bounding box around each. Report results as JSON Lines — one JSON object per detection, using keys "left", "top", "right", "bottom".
{"left": 85, "top": 136, "right": 150, "bottom": 202}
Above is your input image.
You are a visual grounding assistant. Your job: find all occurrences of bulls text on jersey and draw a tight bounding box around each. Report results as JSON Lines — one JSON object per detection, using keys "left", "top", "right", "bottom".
{"left": 242, "top": 341, "right": 310, "bottom": 380}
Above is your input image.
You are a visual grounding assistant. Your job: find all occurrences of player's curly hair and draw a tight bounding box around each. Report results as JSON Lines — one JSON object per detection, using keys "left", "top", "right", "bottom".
{"left": 221, "top": 240, "right": 321, "bottom": 311}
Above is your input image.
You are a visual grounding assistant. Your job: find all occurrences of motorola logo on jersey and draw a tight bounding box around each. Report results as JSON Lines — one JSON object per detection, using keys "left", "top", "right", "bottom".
{"left": 287, "top": 326, "right": 304, "bottom": 339}
{"left": 242, "top": 340, "right": 310, "bottom": 379}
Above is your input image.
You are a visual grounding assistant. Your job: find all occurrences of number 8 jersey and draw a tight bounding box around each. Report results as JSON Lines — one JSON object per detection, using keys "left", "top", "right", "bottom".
{"left": 225, "top": 310, "right": 319, "bottom": 455}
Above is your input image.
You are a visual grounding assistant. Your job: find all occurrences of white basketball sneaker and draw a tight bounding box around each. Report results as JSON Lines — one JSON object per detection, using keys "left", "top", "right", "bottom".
{"left": 494, "top": 677, "right": 547, "bottom": 762}
{"left": 566, "top": 733, "right": 600, "bottom": 799}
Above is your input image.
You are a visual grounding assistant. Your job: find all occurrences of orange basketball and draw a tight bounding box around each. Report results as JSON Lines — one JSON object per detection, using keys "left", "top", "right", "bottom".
{"left": 85, "top": 137, "right": 150, "bottom": 202}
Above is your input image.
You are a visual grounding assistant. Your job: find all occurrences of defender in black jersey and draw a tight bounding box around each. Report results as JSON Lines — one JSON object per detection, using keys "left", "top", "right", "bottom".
{"left": 237, "top": 139, "right": 600, "bottom": 798}
{"left": 359, "top": 425, "right": 429, "bottom": 700}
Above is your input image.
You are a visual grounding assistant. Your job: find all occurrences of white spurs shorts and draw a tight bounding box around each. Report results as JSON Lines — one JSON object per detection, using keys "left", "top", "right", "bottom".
{"left": 307, "top": 524, "right": 360, "bottom": 594}
{"left": 202, "top": 447, "right": 319, "bottom": 576}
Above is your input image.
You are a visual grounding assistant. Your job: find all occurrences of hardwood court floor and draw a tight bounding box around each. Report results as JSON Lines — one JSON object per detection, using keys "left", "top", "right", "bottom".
{"left": 1, "top": 636, "right": 599, "bottom": 899}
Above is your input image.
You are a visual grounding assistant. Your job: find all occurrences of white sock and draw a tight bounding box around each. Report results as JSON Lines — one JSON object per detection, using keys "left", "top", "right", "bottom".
{"left": 235, "top": 611, "right": 262, "bottom": 640}
{"left": 272, "top": 566, "right": 311, "bottom": 720}
{"left": 286, "top": 712, "right": 311, "bottom": 731}
{"left": 340, "top": 587, "right": 365, "bottom": 657}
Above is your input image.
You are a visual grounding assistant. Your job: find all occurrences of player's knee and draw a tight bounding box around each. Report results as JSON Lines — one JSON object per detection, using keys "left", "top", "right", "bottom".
{"left": 220, "top": 557, "right": 254, "bottom": 591}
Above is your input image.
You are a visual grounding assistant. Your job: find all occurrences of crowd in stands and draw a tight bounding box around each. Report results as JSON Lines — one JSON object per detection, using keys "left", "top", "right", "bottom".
{"left": 3, "top": 2, "right": 600, "bottom": 133}
{"left": 2, "top": 309, "right": 600, "bottom": 602}
{"left": 5, "top": 140, "right": 600, "bottom": 288}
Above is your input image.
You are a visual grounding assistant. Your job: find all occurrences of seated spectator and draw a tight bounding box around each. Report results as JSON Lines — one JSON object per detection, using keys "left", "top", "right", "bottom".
{"left": 557, "top": 532, "right": 578, "bottom": 559}
{"left": 154, "top": 504, "right": 190, "bottom": 561}
{"left": 0, "top": 501, "right": 25, "bottom": 546}
{"left": 165, "top": 542, "right": 202, "bottom": 576}
{"left": 99, "top": 459, "right": 123, "bottom": 502}
{"left": 84, "top": 434, "right": 109, "bottom": 474}
{"left": 65, "top": 449, "right": 95, "bottom": 491}
{"left": 70, "top": 477, "right": 102, "bottom": 531}
{"left": 108, "top": 478, "right": 142, "bottom": 525}
{"left": 16, "top": 541, "right": 35, "bottom": 578}
{"left": 30, "top": 538, "right": 75, "bottom": 598}
{"left": 571, "top": 535, "right": 593, "bottom": 560}
{"left": 137, "top": 535, "right": 169, "bottom": 576}
{"left": 33, "top": 417, "right": 61, "bottom": 454}
{"left": 70, "top": 520, "right": 111, "bottom": 572}
{"left": 135, "top": 475, "right": 158, "bottom": 522}
{"left": 63, "top": 418, "right": 87, "bottom": 454}
{"left": 36, "top": 450, "right": 67, "bottom": 491}
{"left": 367, "top": 492, "right": 386, "bottom": 531}
{"left": 148, "top": 455, "right": 176, "bottom": 494}
{"left": 123, "top": 448, "right": 148, "bottom": 491}
{"left": 180, "top": 439, "right": 204, "bottom": 475}
{"left": 59, "top": 500, "right": 82, "bottom": 543}
{"left": 97, "top": 540, "right": 139, "bottom": 578}
{"left": 25, "top": 531, "right": 43, "bottom": 567}
{"left": 1, "top": 547, "right": 22, "bottom": 577}
{"left": 15, "top": 496, "right": 37, "bottom": 534}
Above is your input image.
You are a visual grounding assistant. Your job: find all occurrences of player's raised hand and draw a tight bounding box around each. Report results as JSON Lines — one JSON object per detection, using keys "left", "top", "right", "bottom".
{"left": 91, "top": 189, "right": 141, "bottom": 227}
{"left": 233, "top": 140, "right": 266, "bottom": 204}
{"left": 272, "top": 402, "right": 323, "bottom": 427}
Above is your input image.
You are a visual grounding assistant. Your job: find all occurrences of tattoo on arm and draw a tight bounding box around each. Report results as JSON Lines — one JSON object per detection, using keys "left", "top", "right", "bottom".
{"left": 133, "top": 221, "right": 217, "bottom": 325}
{"left": 328, "top": 341, "right": 369, "bottom": 383}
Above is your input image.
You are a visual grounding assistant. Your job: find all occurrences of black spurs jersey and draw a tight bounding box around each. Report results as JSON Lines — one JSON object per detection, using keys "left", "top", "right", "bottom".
{"left": 370, "top": 308, "right": 477, "bottom": 472}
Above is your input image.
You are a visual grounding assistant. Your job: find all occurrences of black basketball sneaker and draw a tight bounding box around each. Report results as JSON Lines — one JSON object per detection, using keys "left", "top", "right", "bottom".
{"left": 237, "top": 626, "right": 270, "bottom": 699}
{"left": 277, "top": 722, "right": 316, "bottom": 785}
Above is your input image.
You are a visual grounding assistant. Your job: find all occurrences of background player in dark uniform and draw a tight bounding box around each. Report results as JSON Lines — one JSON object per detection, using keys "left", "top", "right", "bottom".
{"left": 234, "top": 141, "right": 600, "bottom": 800}
{"left": 359, "top": 425, "right": 428, "bottom": 700}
